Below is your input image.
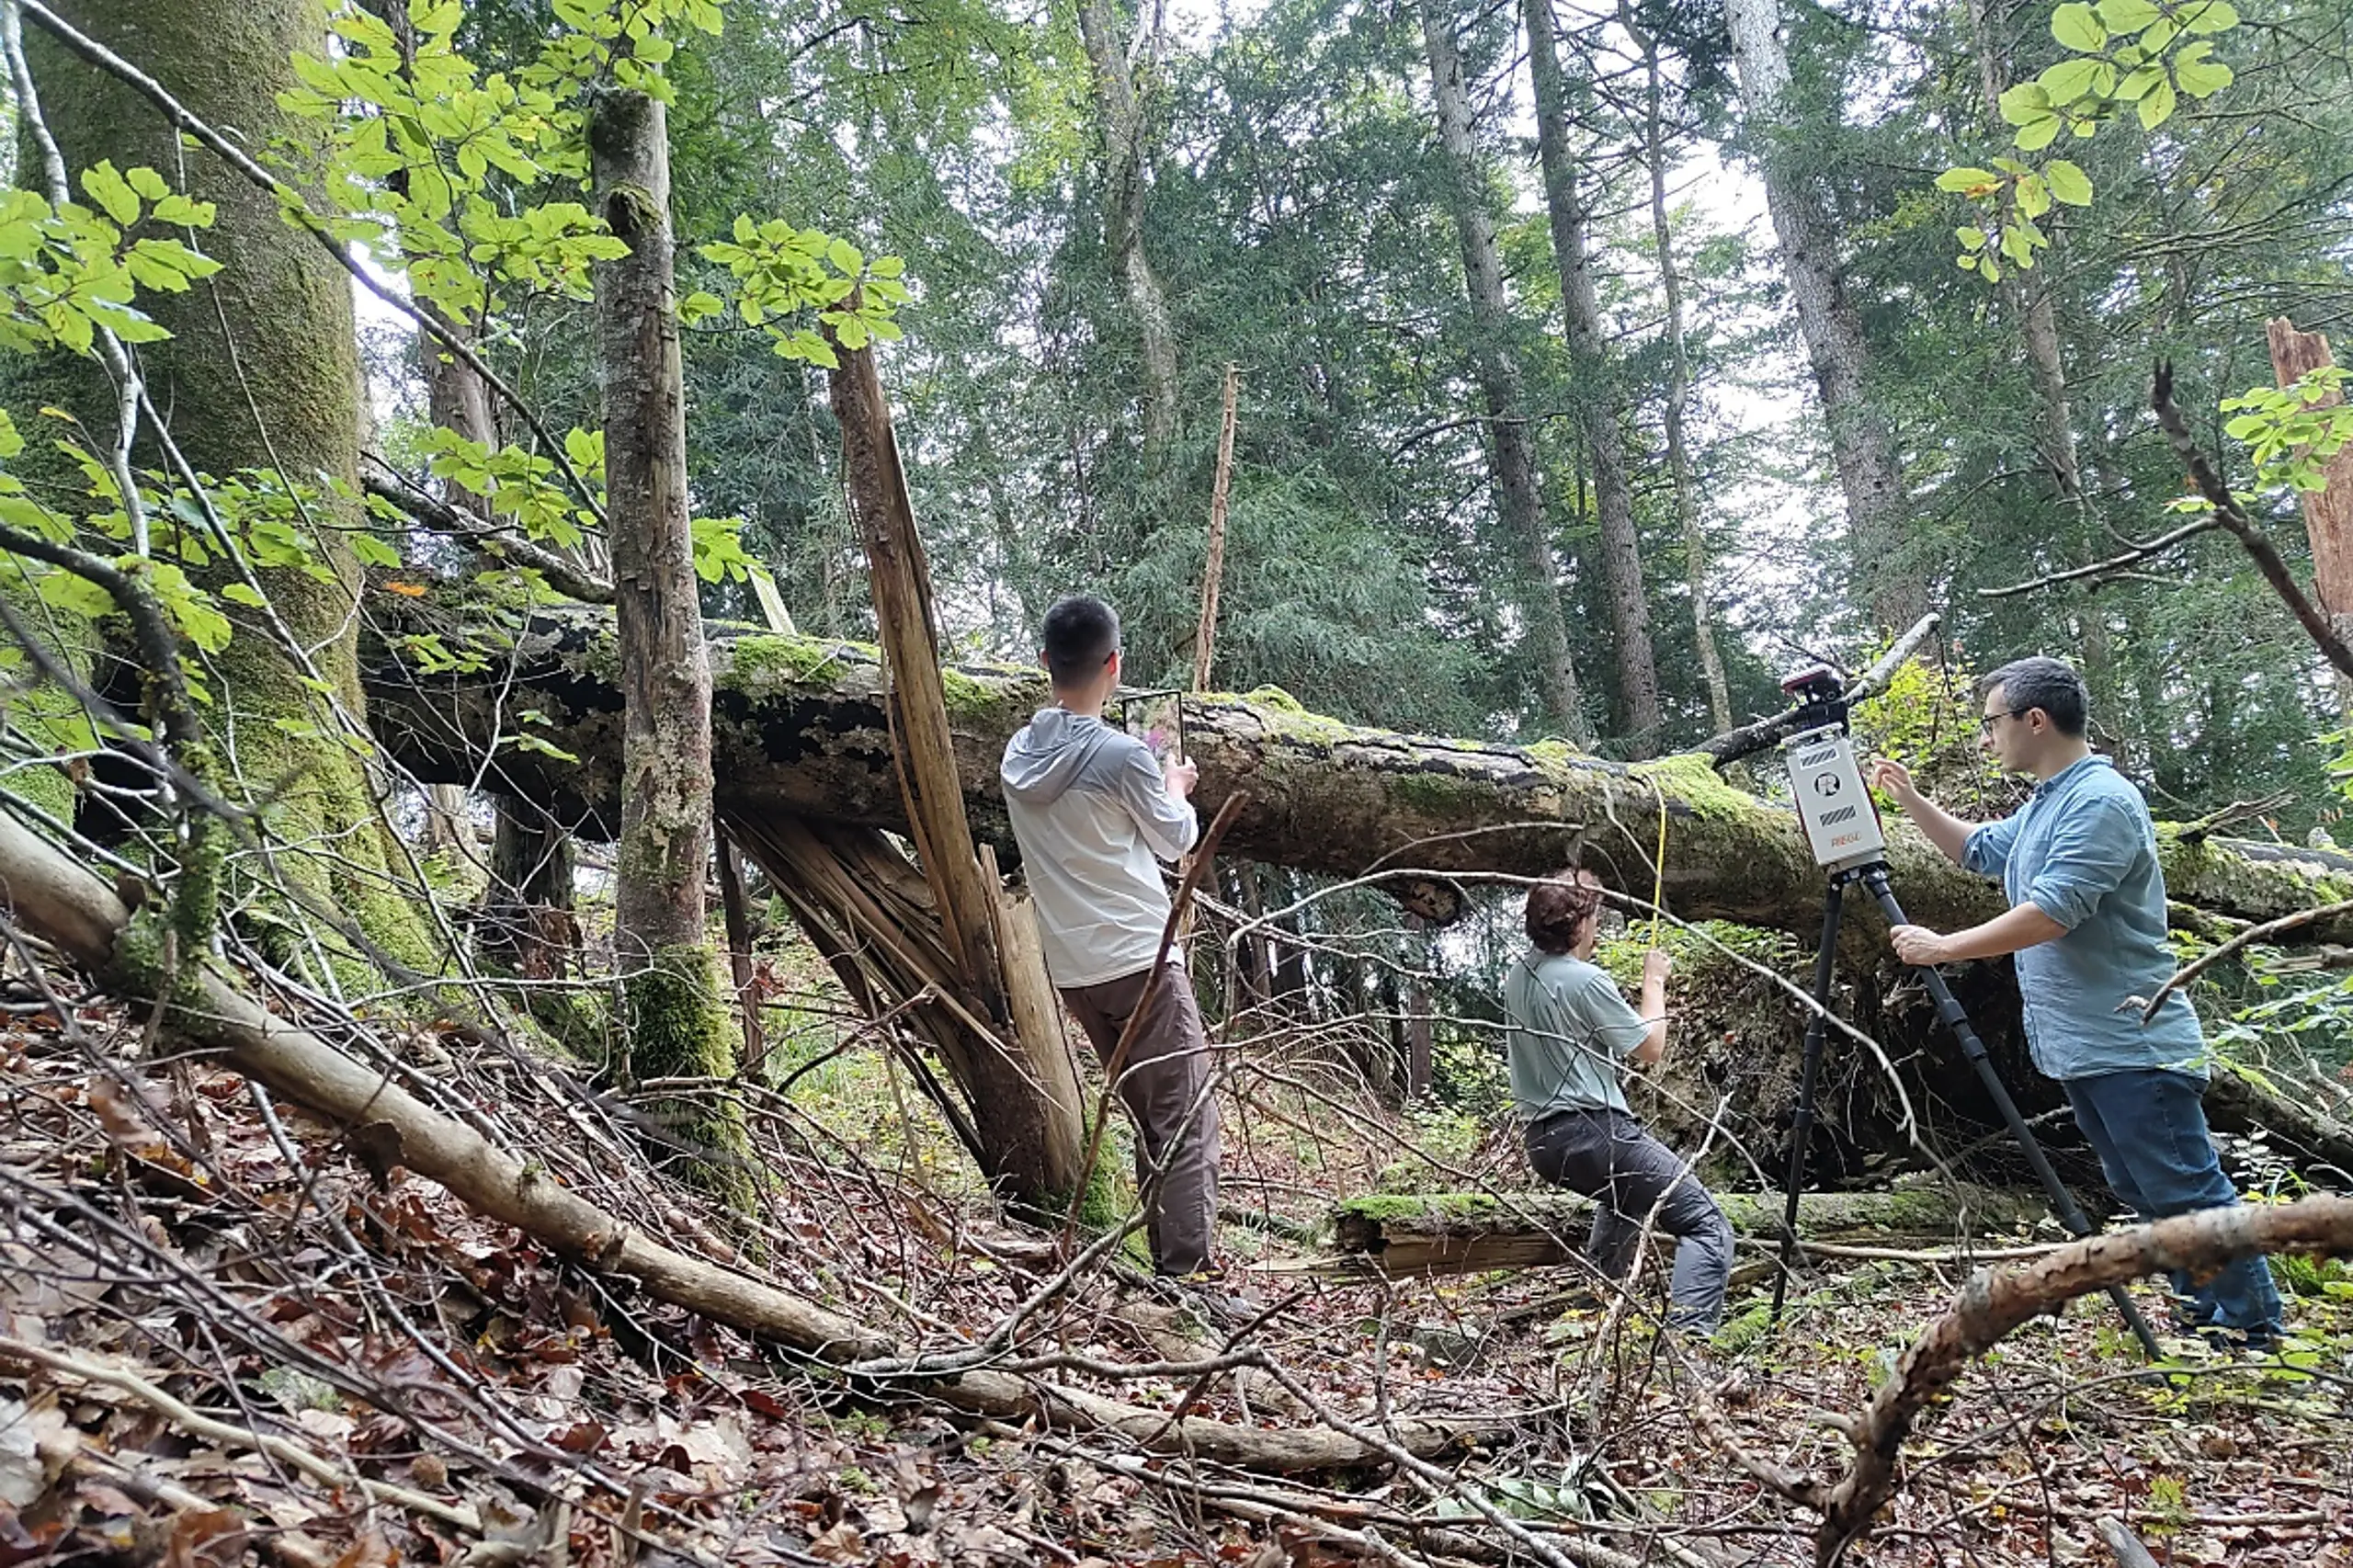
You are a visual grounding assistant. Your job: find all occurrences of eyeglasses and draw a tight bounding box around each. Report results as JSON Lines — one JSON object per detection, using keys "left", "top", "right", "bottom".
{"left": 1978, "top": 708, "right": 2029, "bottom": 736}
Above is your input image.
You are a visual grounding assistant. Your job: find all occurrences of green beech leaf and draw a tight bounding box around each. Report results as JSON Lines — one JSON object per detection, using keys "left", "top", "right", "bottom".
{"left": 2051, "top": 3, "right": 2105, "bottom": 50}
{"left": 79, "top": 162, "right": 141, "bottom": 227}
{"left": 2175, "top": 43, "right": 2234, "bottom": 97}
{"left": 2038, "top": 56, "right": 2112, "bottom": 104}
{"left": 2017, "top": 116, "right": 2063, "bottom": 152}
{"left": 2137, "top": 76, "right": 2178, "bottom": 128}
{"left": 2181, "top": 0, "right": 2239, "bottom": 31}
{"left": 2045, "top": 160, "right": 2094, "bottom": 206}
{"left": 2096, "top": 0, "right": 2162, "bottom": 33}
{"left": 1937, "top": 167, "right": 2004, "bottom": 194}
{"left": 1998, "top": 82, "right": 2052, "bottom": 124}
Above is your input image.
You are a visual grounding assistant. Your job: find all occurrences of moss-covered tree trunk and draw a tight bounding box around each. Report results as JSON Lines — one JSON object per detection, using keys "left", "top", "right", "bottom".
{"left": 16, "top": 0, "right": 437, "bottom": 976}
{"left": 587, "top": 86, "right": 745, "bottom": 1176}
{"left": 366, "top": 614, "right": 2353, "bottom": 945}
{"left": 367, "top": 617, "right": 2353, "bottom": 1178}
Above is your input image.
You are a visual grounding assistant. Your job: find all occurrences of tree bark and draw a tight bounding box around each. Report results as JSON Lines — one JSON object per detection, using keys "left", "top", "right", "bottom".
{"left": 1721, "top": 0, "right": 1920, "bottom": 633}
{"left": 1524, "top": 0, "right": 1661, "bottom": 748}
{"left": 1630, "top": 8, "right": 1731, "bottom": 733}
{"left": 13, "top": 0, "right": 439, "bottom": 972}
{"left": 2267, "top": 318, "right": 2353, "bottom": 718}
{"left": 826, "top": 330, "right": 1087, "bottom": 1210}
{"left": 1417, "top": 0, "right": 1591, "bottom": 744}
{"left": 1076, "top": 0, "right": 1179, "bottom": 484}
{"left": 1332, "top": 1186, "right": 2050, "bottom": 1276}
{"left": 588, "top": 87, "right": 741, "bottom": 1152}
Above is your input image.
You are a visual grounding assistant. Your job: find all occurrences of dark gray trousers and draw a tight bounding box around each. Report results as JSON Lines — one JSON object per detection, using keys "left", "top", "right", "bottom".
{"left": 1526, "top": 1108, "right": 1733, "bottom": 1332}
{"left": 1062, "top": 961, "right": 1221, "bottom": 1276}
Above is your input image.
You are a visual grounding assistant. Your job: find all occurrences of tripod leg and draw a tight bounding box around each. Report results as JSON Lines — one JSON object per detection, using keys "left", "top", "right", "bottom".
{"left": 1861, "top": 869, "right": 2165, "bottom": 1362}
{"left": 1771, "top": 877, "right": 1845, "bottom": 1324}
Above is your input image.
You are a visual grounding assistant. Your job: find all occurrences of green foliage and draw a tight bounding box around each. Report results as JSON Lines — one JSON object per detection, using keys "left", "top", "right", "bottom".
{"left": 696, "top": 218, "right": 906, "bottom": 365}
{"left": 1851, "top": 649, "right": 2019, "bottom": 819}
{"left": 0, "top": 165, "right": 222, "bottom": 355}
{"left": 2218, "top": 369, "right": 2353, "bottom": 494}
{"left": 278, "top": 3, "right": 630, "bottom": 324}
{"left": 1943, "top": 0, "right": 2239, "bottom": 279}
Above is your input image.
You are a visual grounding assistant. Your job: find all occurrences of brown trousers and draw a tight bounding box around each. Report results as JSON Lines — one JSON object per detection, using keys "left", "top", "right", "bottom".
{"left": 1061, "top": 961, "right": 1222, "bottom": 1276}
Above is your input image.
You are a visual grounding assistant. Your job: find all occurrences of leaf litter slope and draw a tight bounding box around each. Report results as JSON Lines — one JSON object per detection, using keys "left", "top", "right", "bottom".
{"left": 0, "top": 994, "right": 2347, "bottom": 1567}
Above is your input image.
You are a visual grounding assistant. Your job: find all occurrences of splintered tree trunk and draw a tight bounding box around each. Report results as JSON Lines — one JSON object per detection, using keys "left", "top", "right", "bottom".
{"left": 1722, "top": 0, "right": 1920, "bottom": 633}
{"left": 13, "top": 0, "right": 440, "bottom": 973}
{"left": 1077, "top": 0, "right": 1179, "bottom": 483}
{"left": 588, "top": 87, "right": 742, "bottom": 1162}
{"left": 1524, "top": 0, "right": 1661, "bottom": 748}
{"left": 1633, "top": 17, "right": 1730, "bottom": 732}
{"left": 825, "top": 329, "right": 1086, "bottom": 1210}
{"left": 1418, "top": 0, "right": 1591, "bottom": 745}
{"left": 2268, "top": 318, "right": 2353, "bottom": 718}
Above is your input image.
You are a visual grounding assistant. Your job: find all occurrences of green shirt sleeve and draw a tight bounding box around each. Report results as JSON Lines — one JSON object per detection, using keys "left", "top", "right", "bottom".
{"left": 1565, "top": 968, "right": 1650, "bottom": 1060}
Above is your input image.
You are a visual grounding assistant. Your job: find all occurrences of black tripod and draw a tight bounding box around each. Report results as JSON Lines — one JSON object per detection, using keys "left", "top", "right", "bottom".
{"left": 1767, "top": 858, "right": 2165, "bottom": 1361}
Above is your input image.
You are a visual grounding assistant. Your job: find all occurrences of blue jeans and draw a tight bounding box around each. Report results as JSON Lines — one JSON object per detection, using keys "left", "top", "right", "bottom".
{"left": 2063, "top": 1069, "right": 2284, "bottom": 1341}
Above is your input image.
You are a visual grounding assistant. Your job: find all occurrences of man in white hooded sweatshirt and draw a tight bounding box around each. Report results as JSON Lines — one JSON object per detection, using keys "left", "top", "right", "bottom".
{"left": 999, "top": 597, "right": 1218, "bottom": 1278}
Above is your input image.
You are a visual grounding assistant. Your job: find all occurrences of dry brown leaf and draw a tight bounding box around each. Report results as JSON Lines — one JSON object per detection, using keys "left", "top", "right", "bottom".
{"left": 806, "top": 1521, "right": 865, "bottom": 1563}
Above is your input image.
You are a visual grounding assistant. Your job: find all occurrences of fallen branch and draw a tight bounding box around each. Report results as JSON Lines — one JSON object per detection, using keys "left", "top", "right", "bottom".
{"left": 1698, "top": 614, "right": 1940, "bottom": 767}
{"left": 1330, "top": 1186, "right": 2048, "bottom": 1277}
{"left": 0, "top": 806, "right": 1500, "bottom": 1473}
{"left": 2175, "top": 792, "right": 2292, "bottom": 846}
{"left": 0, "top": 1334, "right": 481, "bottom": 1532}
{"left": 1808, "top": 1194, "right": 2353, "bottom": 1566}
{"left": 2138, "top": 896, "right": 2353, "bottom": 1021}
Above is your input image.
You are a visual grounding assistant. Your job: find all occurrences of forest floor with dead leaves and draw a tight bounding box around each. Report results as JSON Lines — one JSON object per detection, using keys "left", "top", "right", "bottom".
{"left": 4, "top": 970, "right": 2351, "bottom": 1568}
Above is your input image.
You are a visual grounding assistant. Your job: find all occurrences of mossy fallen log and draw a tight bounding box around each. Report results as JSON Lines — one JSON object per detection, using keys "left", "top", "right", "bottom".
{"left": 1330, "top": 1186, "right": 2052, "bottom": 1276}
{"left": 358, "top": 608, "right": 2353, "bottom": 1184}
{"left": 362, "top": 608, "right": 2353, "bottom": 942}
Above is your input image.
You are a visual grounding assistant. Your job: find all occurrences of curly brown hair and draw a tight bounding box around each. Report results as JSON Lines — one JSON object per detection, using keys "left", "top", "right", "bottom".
{"left": 1525, "top": 872, "right": 1604, "bottom": 954}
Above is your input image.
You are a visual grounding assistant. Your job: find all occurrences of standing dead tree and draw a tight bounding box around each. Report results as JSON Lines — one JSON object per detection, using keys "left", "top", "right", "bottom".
{"left": 733, "top": 332, "right": 1087, "bottom": 1210}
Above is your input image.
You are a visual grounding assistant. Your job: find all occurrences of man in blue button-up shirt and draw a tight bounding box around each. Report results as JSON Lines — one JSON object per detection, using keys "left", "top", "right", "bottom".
{"left": 1868, "top": 656, "right": 2283, "bottom": 1347}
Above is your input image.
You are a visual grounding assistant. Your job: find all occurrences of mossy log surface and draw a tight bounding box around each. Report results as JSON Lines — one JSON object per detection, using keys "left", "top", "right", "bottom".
{"left": 362, "top": 608, "right": 2353, "bottom": 942}
{"left": 1331, "top": 1185, "right": 2052, "bottom": 1275}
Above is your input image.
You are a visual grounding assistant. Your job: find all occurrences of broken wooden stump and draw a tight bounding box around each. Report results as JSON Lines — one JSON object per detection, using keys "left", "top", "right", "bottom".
{"left": 1328, "top": 1186, "right": 2051, "bottom": 1276}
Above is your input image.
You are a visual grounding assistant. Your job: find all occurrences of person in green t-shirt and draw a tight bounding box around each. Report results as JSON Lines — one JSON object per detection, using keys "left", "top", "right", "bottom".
{"left": 1503, "top": 871, "right": 1732, "bottom": 1332}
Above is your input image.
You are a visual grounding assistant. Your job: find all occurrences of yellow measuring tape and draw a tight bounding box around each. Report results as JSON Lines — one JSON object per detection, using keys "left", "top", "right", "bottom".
{"left": 1649, "top": 782, "right": 1668, "bottom": 949}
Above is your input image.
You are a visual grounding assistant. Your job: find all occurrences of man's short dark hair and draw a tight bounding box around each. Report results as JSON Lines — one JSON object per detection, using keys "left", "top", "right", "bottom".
{"left": 1041, "top": 597, "right": 1120, "bottom": 687}
{"left": 1979, "top": 655, "right": 2089, "bottom": 737}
